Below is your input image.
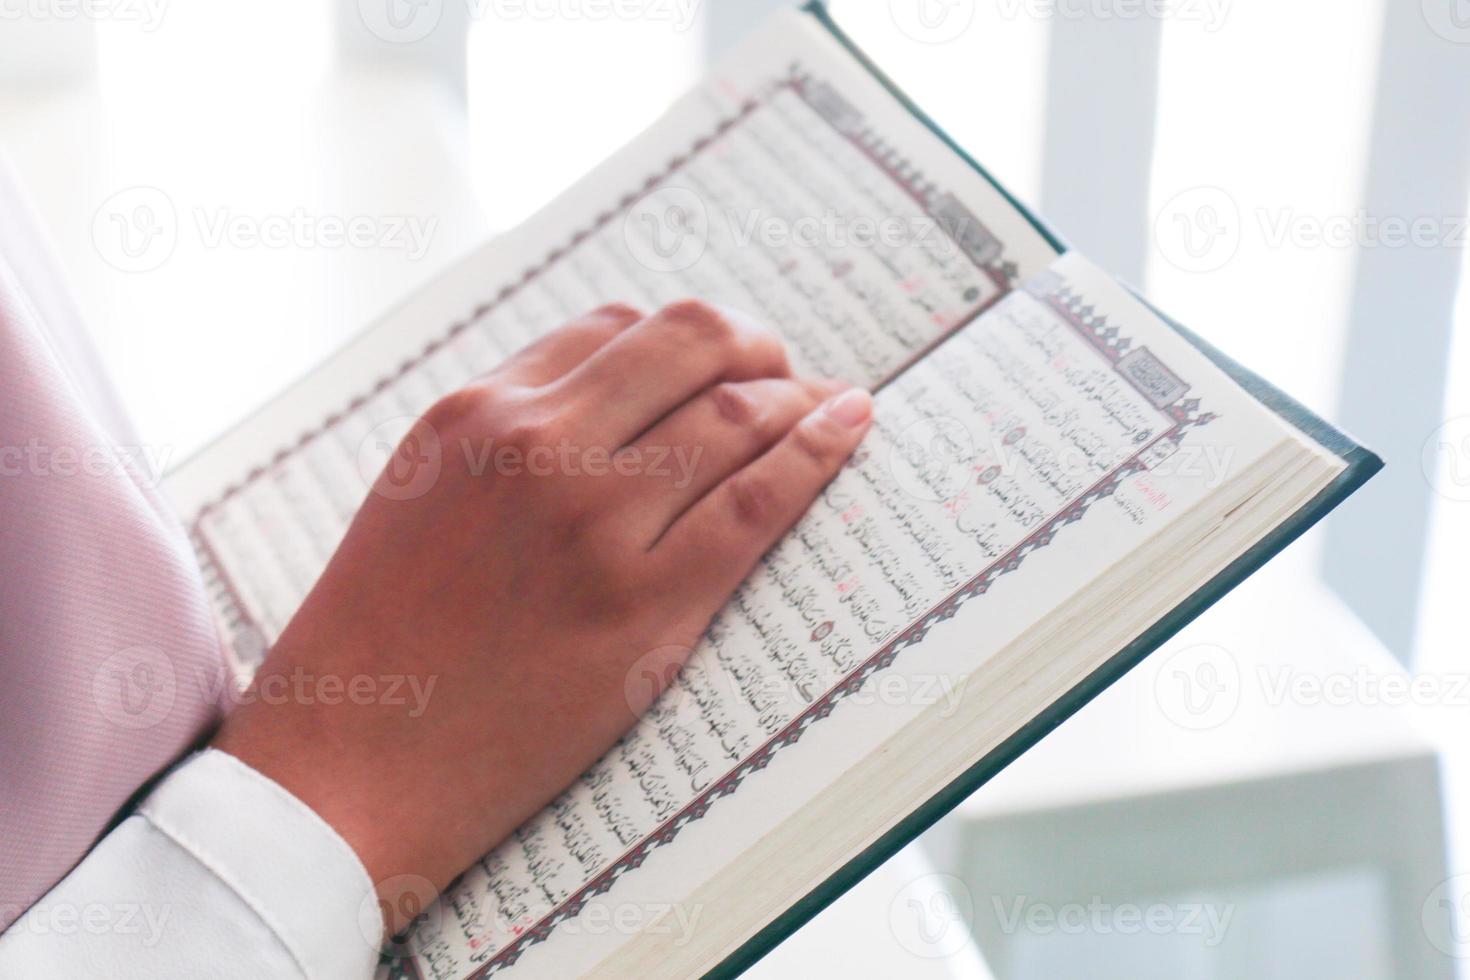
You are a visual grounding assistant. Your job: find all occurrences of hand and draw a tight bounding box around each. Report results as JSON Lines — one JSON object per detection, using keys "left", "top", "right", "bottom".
{"left": 211, "top": 300, "right": 873, "bottom": 937}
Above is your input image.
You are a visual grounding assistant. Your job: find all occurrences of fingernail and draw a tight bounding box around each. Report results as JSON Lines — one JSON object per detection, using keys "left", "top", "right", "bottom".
{"left": 823, "top": 389, "right": 873, "bottom": 428}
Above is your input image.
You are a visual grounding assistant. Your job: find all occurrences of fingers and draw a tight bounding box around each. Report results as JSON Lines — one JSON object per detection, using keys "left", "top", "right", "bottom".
{"left": 652, "top": 388, "right": 874, "bottom": 597}
{"left": 621, "top": 375, "right": 847, "bottom": 546}
{"left": 550, "top": 300, "right": 791, "bottom": 447}
{"left": 491, "top": 303, "right": 644, "bottom": 387}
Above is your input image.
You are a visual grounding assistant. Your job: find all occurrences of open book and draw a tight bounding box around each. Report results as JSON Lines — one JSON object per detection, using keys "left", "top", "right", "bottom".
{"left": 165, "top": 5, "right": 1381, "bottom": 978}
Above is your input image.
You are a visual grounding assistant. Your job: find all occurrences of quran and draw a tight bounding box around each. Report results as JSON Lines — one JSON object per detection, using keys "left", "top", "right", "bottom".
{"left": 164, "top": 5, "right": 1381, "bottom": 978}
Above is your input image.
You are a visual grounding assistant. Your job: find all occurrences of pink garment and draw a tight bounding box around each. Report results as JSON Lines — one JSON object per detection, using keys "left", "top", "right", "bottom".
{"left": 0, "top": 160, "right": 224, "bottom": 929}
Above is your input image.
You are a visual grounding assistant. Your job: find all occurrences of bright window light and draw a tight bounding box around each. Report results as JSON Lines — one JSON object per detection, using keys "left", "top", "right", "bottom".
{"left": 466, "top": 10, "right": 704, "bottom": 230}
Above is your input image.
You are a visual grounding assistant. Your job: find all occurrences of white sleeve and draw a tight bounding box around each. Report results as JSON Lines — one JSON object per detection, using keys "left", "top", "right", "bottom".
{"left": 0, "top": 750, "right": 385, "bottom": 980}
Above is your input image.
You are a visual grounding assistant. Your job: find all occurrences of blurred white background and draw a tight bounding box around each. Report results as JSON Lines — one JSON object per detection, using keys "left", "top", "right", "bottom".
{"left": 2, "top": 0, "right": 1468, "bottom": 976}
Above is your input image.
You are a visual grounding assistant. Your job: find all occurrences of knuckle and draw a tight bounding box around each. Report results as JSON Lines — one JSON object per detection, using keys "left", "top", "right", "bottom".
{"left": 708, "top": 381, "right": 760, "bottom": 427}
{"left": 659, "top": 299, "right": 737, "bottom": 347}
{"left": 423, "top": 386, "right": 495, "bottom": 431}
{"left": 489, "top": 388, "right": 569, "bottom": 449}
{"left": 802, "top": 377, "right": 847, "bottom": 402}
{"left": 727, "top": 473, "right": 778, "bottom": 527}
{"left": 790, "top": 417, "right": 839, "bottom": 465}
{"left": 655, "top": 300, "right": 790, "bottom": 377}
{"left": 747, "top": 330, "right": 790, "bottom": 373}
{"left": 588, "top": 301, "right": 645, "bottom": 326}
{"left": 496, "top": 417, "right": 558, "bottom": 455}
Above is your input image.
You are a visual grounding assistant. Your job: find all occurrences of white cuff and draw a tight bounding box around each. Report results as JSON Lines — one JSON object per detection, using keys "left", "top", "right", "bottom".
{"left": 141, "top": 750, "right": 385, "bottom": 978}
{"left": 0, "top": 750, "right": 385, "bottom": 980}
